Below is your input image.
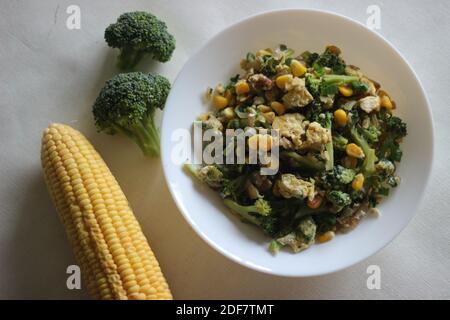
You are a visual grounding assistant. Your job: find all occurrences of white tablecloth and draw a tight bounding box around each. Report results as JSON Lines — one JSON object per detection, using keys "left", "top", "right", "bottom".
{"left": 0, "top": 0, "right": 449, "bottom": 299}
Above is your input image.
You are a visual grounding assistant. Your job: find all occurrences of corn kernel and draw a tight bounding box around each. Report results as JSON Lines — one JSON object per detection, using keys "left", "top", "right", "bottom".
{"left": 235, "top": 80, "right": 250, "bottom": 95}
{"left": 270, "top": 101, "right": 286, "bottom": 115}
{"left": 317, "top": 231, "right": 335, "bottom": 243}
{"left": 343, "top": 156, "right": 357, "bottom": 169}
{"left": 346, "top": 143, "right": 365, "bottom": 159}
{"left": 248, "top": 134, "right": 272, "bottom": 152}
{"left": 338, "top": 85, "right": 353, "bottom": 97}
{"left": 290, "top": 59, "right": 307, "bottom": 77}
{"left": 262, "top": 112, "right": 276, "bottom": 124}
{"left": 212, "top": 95, "right": 228, "bottom": 109}
{"left": 197, "top": 112, "right": 210, "bottom": 122}
{"left": 222, "top": 107, "right": 235, "bottom": 120}
{"left": 257, "top": 105, "right": 272, "bottom": 113}
{"left": 256, "top": 49, "right": 271, "bottom": 57}
{"left": 334, "top": 109, "right": 348, "bottom": 126}
{"left": 352, "top": 173, "right": 365, "bottom": 191}
{"left": 380, "top": 95, "right": 393, "bottom": 110}
{"left": 307, "top": 196, "right": 322, "bottom": 209}
{"left": 275, "top": 74, "right": 293, "bottom": 89}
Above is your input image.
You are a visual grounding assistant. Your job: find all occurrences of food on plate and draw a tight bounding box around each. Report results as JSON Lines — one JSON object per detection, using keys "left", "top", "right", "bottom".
{"left": 92, "top": 72, "right": 170, "bottom": 157}
{"left": 187, "top": 45, "right": 407, "bottom": 254}
{"left": 105, "top": 11, "right": 176, "bottom": 70}
{"left": 41, "top": 123, "right": 172, "bottom": 299}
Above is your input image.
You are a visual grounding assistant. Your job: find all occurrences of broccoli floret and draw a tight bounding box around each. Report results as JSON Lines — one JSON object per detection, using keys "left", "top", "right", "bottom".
{"left": 332, "top": 133, "right": 348, "bottom": 151}
{"left": 361, "top": 125, "right": 381, "bottom": 143}
{"left": 327, "top": 190, "right": 351, "bottom": 210}
{"left": 378, "top": 113, "right": 407, "bottom": 162}
{"left": 350, "top": 127, "right": 376, "bottom": 175}
{"left": 105, "top": 11, "right": 176, "bottom": 70}
{"left": 375, "top": 159, "right": 395, "bottom": 176}
{"left": 306, "top": 74, "right": 359, "bottom": 97}
{"left": 224, "top": 198, "right": 277, "bottom": 236}
{"left": 311, "top": 47, "right": 346, "bottom": 75}
{"left": 351, "top": 81, "right": 369, "bottom": 94}
{"left": 93, "top": 72, "right": 170, "bottom": 157}
{"left": 196, "top": 165, "right": 224, "bottom": 188}
{"left": 321, "top": 165, "right": 355, "bottom": 190}
{"left": 224, "top": 198, "right": 272, "bottom": 217}
{"left": 335, "top": 165, "right": 356, "bottom": 184}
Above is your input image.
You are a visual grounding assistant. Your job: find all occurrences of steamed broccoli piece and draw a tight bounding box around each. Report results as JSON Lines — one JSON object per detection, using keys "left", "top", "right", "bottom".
{"left": 311, "top": 48, "right": 346, "bottom": 75}
{"left": 361, "top": 125, "right": 381, "bottom": 143}
{"left": 350, "top": 127, "right": 376, "bottom": 175}
{"left": 335, "top": 165, "right": 356, "bottom": 184}
{"left": 379, "top": 114, "right": 407, "bottom": 162}
{"left": 196, "top": 165, "right": 224, "bottom": 188}
{"left": 332, "top": 133, "right": 348, "bottom": 151}
{"left": 93, "top": 72, "right": 170, "bottom": 157}
{"left": 321, "top": 112, "right": 334, "bottom": 171}
{"left": 321, "top": 165, "right": 355, "bottom": 190}
{"left": 105, "top": 11, "right": 176, "bottom": 70}
{"left": 351, "top": 81, "right": 369, "bottom": 94}
{"left": 224, "top": 198, "right": 277, "bottom": 236}
{"left": 306, "top": 74, "right": 359, "bottom": 97}
{"left": 327, "top": 190, "right": 351, "bottom": 211}
{"left": 280, "top": 151, "right": 325, "bottom": 172}
{"left": 224, "top": 198, "right": 272, "bottom": 217}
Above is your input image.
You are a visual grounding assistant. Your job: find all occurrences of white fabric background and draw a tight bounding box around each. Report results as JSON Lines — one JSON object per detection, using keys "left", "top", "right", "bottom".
{"left": 0, "top": 0, "right": 449, "bottom": 299}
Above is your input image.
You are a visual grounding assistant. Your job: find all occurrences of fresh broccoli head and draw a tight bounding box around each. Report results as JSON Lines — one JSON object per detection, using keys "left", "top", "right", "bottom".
{"left": 93, "top": 72, "right": 170, "bottom": 157}
{"left": 197, "top": 165, "right": 224, "bottom": 188}
{"left": 105, "top": 11, "right": 176, "bottom": 70}
{"left": 327, "top": 190, "right": 352, "bottom": 211}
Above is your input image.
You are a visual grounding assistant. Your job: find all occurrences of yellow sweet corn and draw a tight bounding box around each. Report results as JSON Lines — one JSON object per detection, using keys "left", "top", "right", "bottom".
{"left": 275, "top": 74, "right": 292, "bottom": 89}
{"left": 352, "top": 173, "right": 365, "bottom": 191}
{"left": 334, "top": 109, "right": 348, "bottom": 126}
{"left": 235, "top": 80, "right": 250, "bottom": 95}
{"left": 317, "top": 231, "right": 335, "bottom": 243}
{"left": 270, "top": 101, "right": 286, "bottom": 115}
{"left": 346, "top": 143, "right": 365, "bottom": 159}
{"left": 380, "top": 95, "right": 393, "bottom": 110}
{"left": 212, "top": 95, "right": 228, "bottom": 109}
{"left": 290, "top": 59, "right": 307, "bottom": 77}
{"left": 41, "top": 123, "right": 172, "bottom": 300}
{"left": 248, "top": 134, "right": 273, "bottom": 152}
{"left": 338, "top": 85, "right": 353, "bottom": 97}
{"left": 307, "top": 196, "right": 322, "bottom": 209}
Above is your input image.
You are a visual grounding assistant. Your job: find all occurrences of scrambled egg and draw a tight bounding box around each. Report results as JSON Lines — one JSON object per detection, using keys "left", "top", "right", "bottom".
{"left": 274, "top": 173, "right": 315, "bottom": 201}
{"left": 276, "top": 217, "right": 317, "bottom": 252}
{"left": 272, "top": 113, "right": 305, "bottom": 149}
{"left": 304, "top": 122, "right": 331, "bottom": 150}
{"left": 282, "top": 77, "right": 314, "bottom": 108}
{"left": 359, "top": 96, "right": 381, "bottom": 113}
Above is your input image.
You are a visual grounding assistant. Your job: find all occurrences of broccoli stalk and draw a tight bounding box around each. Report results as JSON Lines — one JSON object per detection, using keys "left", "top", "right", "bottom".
{"left": 306, "top": 75, "right": 359, "bottom": 97}
{"left": 323, "top": 112, "right": 334, "bottom": 171}
{"left": 280, "top": 151, "right": 325, "bottom": 172}
{"left": 350, "top": 127, "right": 376, "bottom": 175}
{"left": 93, "top": 72, "right": 171, "bottom": 157}
{"left": 105, "top": 11, "right": 176, "bottom": 70}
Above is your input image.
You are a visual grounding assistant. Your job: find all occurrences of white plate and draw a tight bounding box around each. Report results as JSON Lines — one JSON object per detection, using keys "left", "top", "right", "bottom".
{"left": 160, "top": 9, "right": 434, "bottom": 277}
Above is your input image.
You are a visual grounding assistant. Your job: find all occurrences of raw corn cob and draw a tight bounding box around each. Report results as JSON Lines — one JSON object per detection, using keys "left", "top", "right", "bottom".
{"left": 41, "top": 123, "right": 172, "bottom": 300}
